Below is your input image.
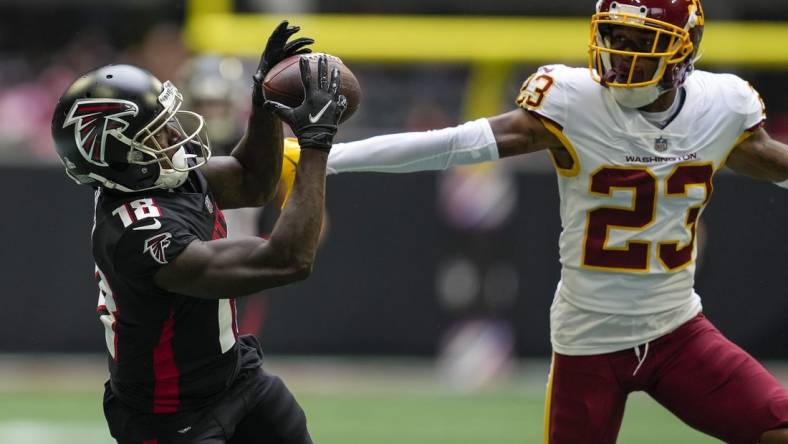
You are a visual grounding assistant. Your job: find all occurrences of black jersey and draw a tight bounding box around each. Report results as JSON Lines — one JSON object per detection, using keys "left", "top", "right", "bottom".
{"left": 92, "top": 170, "right": 247, "bottom": 414}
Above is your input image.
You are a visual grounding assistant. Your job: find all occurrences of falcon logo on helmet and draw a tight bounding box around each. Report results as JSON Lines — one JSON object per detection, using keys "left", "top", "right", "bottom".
{"left": 143, "top": 232, "right": 172, "bottom": 265}
{"left": 51, "top": 65, "right": 213, "bottom": 192}
{"left": 63, "top": 99, "right": 139, "bottom": 167}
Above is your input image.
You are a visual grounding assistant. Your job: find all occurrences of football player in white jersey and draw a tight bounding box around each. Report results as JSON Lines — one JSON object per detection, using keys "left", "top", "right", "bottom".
{"left": 314, "top": 0, "right": 788, "bottom": 442}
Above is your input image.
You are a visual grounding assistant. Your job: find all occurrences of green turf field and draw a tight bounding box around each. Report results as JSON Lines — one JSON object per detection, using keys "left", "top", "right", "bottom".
{"left": 0, "top": 356, "right": 723, "bottom": 444}
{"left": 0, "top": 390, "right": 720, "bottom": 444}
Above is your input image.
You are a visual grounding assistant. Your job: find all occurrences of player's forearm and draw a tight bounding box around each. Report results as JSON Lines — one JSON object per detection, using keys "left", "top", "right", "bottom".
{"left": 264, "top": 149, "right": 327, "bottom": 277}
{"left": 156, "top": 153, "right": 326, "bottom": 299}
{"left": 156, "top": 236, "right": 314, "bottom": 299}
{"left": 230, "top": 106, "right": 284, "bottom": 204}
{"left": 729, "top": 131, "right": 788, "bottom": 186}
{"left": 771, "top": 141, "right": 788, "bottom": 185}
{"left": 326, "top": 118, "right": 498, "bottom": 175}
{"left": 757, "top": 138, "right": 788, "bottom": 183}
{"left": 176, "top": 151, "right": 328, "bottom": 298}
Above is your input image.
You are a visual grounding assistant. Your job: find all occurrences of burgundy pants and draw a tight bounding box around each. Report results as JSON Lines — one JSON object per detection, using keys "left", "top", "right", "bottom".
{"left": 544, "top": 314, "right": 788, "bottom": 444}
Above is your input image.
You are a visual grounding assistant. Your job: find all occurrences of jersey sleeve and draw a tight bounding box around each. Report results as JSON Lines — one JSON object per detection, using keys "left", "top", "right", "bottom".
{"left": 113, "top": 216, "right": 198, "bottom": 279}
{"left": 722, "top": 74, "right": 767, "bottom": 133}
{"left": 515, "top": 64, "right": 572, "bottom": 127}
{"left": 280, "top": 137, "right": 301, "bottom": 209}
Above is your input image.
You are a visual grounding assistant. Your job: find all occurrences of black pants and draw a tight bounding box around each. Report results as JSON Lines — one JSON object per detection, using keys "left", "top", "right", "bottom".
{"left": 103, "top": 367, "right": 312, "bottom": 444}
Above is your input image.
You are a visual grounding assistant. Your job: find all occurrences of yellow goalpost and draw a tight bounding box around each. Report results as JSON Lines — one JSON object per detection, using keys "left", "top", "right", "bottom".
{"left": 184, "top": 0, "right": 788, "bottom": 119}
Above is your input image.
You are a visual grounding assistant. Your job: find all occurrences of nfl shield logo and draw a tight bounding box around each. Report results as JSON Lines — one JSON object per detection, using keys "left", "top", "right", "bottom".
{"left": 654, "top": 137, "right": 669, "bottom": 153}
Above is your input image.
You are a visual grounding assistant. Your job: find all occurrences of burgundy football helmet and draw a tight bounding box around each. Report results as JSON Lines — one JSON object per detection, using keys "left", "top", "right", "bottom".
{"left": 589, "top": 0, "right": 705, "bottom": 90}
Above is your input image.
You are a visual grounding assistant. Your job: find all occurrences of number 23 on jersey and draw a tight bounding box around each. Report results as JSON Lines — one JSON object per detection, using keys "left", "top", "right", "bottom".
{"left": 583, "top": 163, "right": 713, "bottom": 273}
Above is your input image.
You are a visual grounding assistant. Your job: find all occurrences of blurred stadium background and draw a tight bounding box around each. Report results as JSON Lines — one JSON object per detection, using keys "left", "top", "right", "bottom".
{"left": 1, "top": 0, "right": 787, "bottom": 443}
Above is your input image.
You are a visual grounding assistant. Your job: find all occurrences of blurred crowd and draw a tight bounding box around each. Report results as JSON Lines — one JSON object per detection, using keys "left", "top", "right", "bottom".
{"left": 3, "top": 18, "right": 788, "bottom": 165}
{"left": 0, "top": 16, "right": 468, "bottom": 165}
{"left": 0, "top": 24, "right": 193, "bottom": 163}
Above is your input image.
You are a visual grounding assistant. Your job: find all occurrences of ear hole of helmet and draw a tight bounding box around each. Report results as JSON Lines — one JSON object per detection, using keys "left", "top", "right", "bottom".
{"left": 108, "top": 162, "right": 129, "bottom": 172}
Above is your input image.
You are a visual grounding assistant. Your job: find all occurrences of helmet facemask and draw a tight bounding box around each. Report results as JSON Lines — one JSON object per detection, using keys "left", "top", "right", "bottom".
{"left": 589, "top": 1, "right": 702, "bottom": 107}
{"left": 126, "top": 81, "right": 212, "bottom": 189}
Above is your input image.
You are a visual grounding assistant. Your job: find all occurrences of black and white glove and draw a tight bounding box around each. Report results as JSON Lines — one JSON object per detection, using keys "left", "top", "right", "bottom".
{"left": 264, "top": 55, "right": 347, "bottom": 152}
{"left": 252, "top": 20, "right": 314, "bottom": 107}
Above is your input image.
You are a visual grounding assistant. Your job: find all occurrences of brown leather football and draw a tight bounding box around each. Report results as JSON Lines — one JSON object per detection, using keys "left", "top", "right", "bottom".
{"left": 263, "top": 53, "right": 361, "bottom": 123}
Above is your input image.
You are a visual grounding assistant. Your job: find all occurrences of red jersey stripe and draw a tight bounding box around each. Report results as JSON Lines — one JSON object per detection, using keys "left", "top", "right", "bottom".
{"left": 152, "top": 308, "right": 180, "bottom": 414}
{"left": 230, "top": 298, "right": 239, "bottom": 340}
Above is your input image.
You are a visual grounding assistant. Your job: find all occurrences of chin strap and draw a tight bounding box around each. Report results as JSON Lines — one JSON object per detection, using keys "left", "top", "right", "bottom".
{"left": 91, "top": 147, "right": 192, "bottom": 193}
{"left": 691, "top": 50, "right": 705, "bottom": 65}
{"left": 155, "top": 169, "right": 188, "bottom": 189}
{"left": 154, "top": 147, "right": 191, "bottom": 190}
{"left": 88, "top": 173, "right": 135, "bottom": 193}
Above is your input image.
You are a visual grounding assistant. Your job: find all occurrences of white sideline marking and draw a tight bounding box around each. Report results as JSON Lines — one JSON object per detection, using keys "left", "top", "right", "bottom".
{"left": 0, "top": 421, "right": 109, "bottom": 444}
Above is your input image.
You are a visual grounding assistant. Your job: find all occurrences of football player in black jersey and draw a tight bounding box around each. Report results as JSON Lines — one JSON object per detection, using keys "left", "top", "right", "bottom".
{"left": 51, "top": 22, "right": 347, "bottom": 444}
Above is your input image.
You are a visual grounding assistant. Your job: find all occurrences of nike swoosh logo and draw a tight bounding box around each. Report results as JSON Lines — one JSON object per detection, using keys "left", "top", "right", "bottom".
{"left": 132, "top": 218, "right": 162, "bottom": 231}
{"left": 308, "top": 101, "right": 332, "bottom": 123}
{"left": 177, "top": 426, "right": 192, "bottom": 434}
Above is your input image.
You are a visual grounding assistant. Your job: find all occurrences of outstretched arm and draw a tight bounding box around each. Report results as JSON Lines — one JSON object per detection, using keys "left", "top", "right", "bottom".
{"left": 156, "top": 56, "right": 347, "bottom": 299}
{"left": 326, "top": 109, "right": 562, "bottom": 175}
{"left": 488, "top": 110, "right": 568, "bottom": 159}
{"left": 201, "top": 21, "right": 314, "bottom": 209}
{"left": 726, "top": 128, "right": 788, "bottom": 187}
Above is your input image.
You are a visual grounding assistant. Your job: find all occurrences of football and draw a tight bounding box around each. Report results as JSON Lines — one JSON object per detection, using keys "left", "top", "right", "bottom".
{"left": 263, "top": 53, "right": 361, "bottom": 123}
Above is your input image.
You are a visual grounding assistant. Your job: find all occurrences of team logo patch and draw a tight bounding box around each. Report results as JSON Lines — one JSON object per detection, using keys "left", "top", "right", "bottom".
{"left": 654, "top": 137, "right": 669, "bottom": 153}
{"left": 62, "top": 99, "right": 139, "bottom": 166}
{"left": 143, "top": 232, "right": 172, "bottom": 264}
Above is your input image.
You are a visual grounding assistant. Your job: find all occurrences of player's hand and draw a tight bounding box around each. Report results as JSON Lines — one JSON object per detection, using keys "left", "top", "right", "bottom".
{"left": 264, "top": 55, "right": 347, "bottom": 152}
{"left": 252, "top": 20, "right": 314, "bottom": 107}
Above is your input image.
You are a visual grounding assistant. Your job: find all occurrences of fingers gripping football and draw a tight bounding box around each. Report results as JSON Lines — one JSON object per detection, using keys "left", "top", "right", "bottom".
{"left": 252, "top": 21, "right": 314, "bottom": 107}
{"left": 265, "top": 55, "right": 347, "bottom": 152}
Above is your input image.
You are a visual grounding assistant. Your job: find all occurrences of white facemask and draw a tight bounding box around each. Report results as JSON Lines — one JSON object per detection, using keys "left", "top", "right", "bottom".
{"left": 154, "top": 147, "right": 190, "bottom": 189}
{"left": 609, "top": 84, "right": 663, "bottom": 109}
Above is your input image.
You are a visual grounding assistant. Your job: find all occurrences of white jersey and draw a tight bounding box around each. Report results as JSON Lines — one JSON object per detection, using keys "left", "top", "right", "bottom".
{"left": 516, "top": 65, "right": 766, "bottom": 355}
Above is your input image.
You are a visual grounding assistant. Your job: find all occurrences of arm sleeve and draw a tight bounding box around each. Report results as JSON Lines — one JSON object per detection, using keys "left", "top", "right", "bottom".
{"left": 113, "top": 217, "right": 198, "bottom": 279}
{"left": 326, "top": 118, "right": 498, "bottom": 175}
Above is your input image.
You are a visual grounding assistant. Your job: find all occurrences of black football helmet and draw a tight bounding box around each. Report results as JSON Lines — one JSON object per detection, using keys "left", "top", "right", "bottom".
{"left": 51, "top": 64, "right": 212, "bottom": 192}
